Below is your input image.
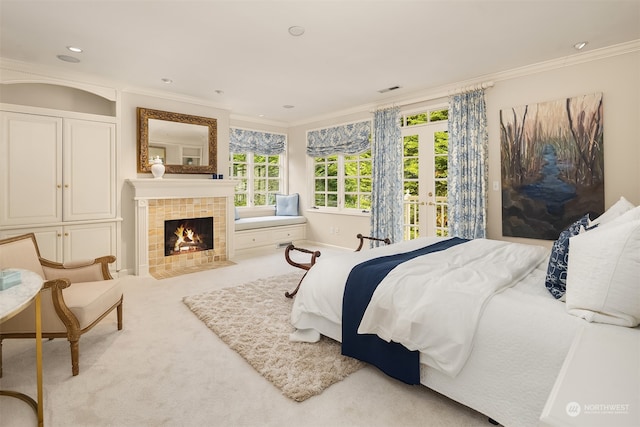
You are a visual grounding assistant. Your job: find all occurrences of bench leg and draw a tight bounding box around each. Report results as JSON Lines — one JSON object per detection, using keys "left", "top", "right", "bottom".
{"left": 285, "top": 272, "right": 308, "bottom": 299}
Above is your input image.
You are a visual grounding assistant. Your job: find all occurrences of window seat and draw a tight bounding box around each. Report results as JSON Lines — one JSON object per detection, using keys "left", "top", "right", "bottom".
{"left": 235, "top": 215, "right": 306, "bottom": 231}
{"left": 234, "top": 206, "right": 306, "bottom": 251}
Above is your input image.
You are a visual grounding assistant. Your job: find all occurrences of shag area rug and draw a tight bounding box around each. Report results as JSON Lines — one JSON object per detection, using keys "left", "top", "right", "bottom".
{"left": 183, "top": 272, "right": 365, "bottom": 402}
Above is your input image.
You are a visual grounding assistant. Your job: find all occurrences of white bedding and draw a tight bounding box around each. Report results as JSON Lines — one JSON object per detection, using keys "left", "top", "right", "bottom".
{"left": 290, "top": 237, "right": 587, "bottom": 427}
{"left": 358, "top": 239, "right": 549, "bottom": 376}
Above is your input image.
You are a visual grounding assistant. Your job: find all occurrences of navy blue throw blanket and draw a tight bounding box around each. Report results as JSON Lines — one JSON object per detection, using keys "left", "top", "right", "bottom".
{"left": 341, "top": 237, "right": 468, "bottom": 384}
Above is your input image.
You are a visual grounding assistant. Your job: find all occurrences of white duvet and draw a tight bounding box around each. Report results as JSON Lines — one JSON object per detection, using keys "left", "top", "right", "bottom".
{"left": 357, "top": 238, "right": 549, "bottom": 376}
{"left": 291, "top": 237, "right": 548, "bottom": 377}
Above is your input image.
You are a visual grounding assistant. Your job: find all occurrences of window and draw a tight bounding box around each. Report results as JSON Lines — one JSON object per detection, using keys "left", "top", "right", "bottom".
{"left": 230, "top": 153, "right": 284, "bottom": 207}
{"left": 313, "top": 150, "right": 372, "bottom": 212}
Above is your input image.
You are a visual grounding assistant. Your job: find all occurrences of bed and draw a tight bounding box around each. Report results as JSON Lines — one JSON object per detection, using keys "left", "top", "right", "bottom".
{"left": 290, "top": 199, "right": 640, "bottom": 427}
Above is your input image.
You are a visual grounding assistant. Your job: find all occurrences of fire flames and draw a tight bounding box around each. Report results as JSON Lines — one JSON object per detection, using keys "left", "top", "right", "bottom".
{"left": 173, "top": 224, "right": 203, "bottom": 252}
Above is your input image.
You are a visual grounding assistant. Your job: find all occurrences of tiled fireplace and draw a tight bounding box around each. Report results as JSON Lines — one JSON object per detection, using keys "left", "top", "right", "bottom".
{"left": 126, "top": 179, "right": 236, "bottom": 276}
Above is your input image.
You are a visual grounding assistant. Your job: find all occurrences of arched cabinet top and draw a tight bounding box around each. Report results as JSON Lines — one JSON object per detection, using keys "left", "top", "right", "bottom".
{"left": 1, "top": 67, "right": 117, "bottom": 116}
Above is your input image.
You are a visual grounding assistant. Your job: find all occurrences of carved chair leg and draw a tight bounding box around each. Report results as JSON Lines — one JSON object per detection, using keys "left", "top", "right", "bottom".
{"left": 70, "top": 339, "right": 79, "bottom": 376}
{"left": 117, "top": 302, "right": 123, "bottom": 331}
{"left": 285, "top": 272, "right": 308, "bottom": 299}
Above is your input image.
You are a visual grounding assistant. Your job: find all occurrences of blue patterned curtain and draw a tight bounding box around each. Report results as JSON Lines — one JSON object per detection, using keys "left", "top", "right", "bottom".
{"left": 447, "top": 89, "right": 488, "bottom": 239}
{"left": 306, "top": 120, "right": 371, "bottom": 156}
{"left": 370, "top": 107, "right": 403, "bottom": 245}
{"left": 230, "top": 128, "right": 286, "bottom": 155}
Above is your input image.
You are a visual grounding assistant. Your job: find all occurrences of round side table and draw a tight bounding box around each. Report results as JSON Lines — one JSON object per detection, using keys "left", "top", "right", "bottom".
{"left": 0, "top": 268, "right": 45, "bottom": 426}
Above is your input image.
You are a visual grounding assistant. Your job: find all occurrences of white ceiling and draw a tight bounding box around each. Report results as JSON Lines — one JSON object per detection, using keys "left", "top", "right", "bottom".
{"left": 1, "top": 0, "right": 639, "bottom": 124}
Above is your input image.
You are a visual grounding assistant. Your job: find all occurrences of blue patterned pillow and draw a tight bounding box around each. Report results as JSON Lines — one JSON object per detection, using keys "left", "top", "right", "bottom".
{"left": 545, "top": 215, "right": 590, "bottom": 299}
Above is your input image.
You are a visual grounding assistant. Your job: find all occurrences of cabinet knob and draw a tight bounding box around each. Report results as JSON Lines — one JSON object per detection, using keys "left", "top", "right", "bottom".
{"left": 64, "top": 232, "right": 69, "bottom": 237}
{"left": 57, "top": 184, "right": 61, "bottom": 189}
{"left": 64, "top": 184, "right": 69, "bottom": 188}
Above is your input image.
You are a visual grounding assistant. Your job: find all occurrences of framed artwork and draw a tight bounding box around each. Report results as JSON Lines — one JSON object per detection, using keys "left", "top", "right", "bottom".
{"left": 500, "top": 93, "right": 605, "bottom": 240}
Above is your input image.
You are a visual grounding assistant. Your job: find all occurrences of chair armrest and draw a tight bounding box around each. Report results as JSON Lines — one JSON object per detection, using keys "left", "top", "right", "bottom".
{"left": 41, "top": 277, "right": 82, "bottom": 333}
{"left": 40, "top": 255, "right": 115, "bottom": 282}
{"left": 355, "top": 234, "right": 391, "bottom": 252}
{"left": 284, "top": 244, "right": 321, "bottom": 271}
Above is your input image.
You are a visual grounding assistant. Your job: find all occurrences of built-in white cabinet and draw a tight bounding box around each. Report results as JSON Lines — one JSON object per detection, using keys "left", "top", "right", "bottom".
{"left": 0, "top": 222, "right": 116, "bottom": 263}
{"left": 1, "top": 111, "right": 116, "bottom": 225}
{"left": 0, "top": 108, "right": 119, "bottom": 269}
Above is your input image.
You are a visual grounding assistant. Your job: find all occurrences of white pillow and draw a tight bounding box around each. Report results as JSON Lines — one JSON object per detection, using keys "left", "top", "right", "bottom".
{"left": 565, "top": 218, "right": 640, "bottom": 327}
{"left": 589, "top": 196, "right": 635, "bottom": 227}
{"left": 600, "top": 205, "right": 640, "bottom": 229}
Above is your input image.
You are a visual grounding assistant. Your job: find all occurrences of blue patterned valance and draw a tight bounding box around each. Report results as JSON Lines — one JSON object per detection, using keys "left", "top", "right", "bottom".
{"left": 230, "top": 128, "right": 286, "bottom": 155}
{"left": 306, "top": 120, "right": 371, "bottom": 156}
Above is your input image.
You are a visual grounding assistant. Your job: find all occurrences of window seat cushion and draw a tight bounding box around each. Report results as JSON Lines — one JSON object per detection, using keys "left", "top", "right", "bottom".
{"left": 235, "top": 215, "right": 306, "bottom": 231}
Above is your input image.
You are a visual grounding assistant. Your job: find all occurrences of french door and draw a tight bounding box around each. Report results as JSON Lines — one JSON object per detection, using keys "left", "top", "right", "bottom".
{"left": 401, "top": 122, "right": 449, "bottom": 239}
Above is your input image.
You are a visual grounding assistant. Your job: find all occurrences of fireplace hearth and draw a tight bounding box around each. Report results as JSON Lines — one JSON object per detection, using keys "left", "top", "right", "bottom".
{"left": 164, "top": 217, "right": 214, "bottom": 256}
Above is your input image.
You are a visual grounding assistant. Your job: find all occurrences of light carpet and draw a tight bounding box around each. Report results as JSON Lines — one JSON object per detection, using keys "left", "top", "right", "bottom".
{"left": 183, "top": 271, "right": 365, "bottom": 402}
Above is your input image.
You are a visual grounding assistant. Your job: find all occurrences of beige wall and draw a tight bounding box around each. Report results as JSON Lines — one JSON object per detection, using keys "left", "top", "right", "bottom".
{"left": 119, "top": 92, "right": 231, "bottom": 271}
{"left": 485, "top": 50, "right": 640, "bottom": 245}
{"left": 288, "top": 50, "right": 640, "bottom": 249}
{"left": 3, "top": 48, "right": 638, "bottom": 271}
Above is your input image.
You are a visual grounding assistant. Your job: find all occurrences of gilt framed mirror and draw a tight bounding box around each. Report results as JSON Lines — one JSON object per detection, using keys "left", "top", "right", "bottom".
{"left": 137, "top": 107, "right": 217, "bottom": 174}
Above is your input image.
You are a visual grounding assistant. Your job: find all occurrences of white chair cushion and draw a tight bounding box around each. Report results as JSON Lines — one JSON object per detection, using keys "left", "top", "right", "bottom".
{"left": 63, "top": 279, "right": 123, "bottom": 329}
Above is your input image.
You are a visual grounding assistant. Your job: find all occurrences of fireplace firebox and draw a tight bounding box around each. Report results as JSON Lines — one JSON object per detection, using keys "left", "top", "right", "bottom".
{"left": 164, "top": 217, "right": 214, "bottom": 256}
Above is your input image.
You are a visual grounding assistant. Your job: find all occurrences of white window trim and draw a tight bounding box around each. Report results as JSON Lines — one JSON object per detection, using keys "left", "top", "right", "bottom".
{"left": 231, "top": 148, "right": 288, "bottom": 208}
{"left": 305, "top": 153, "right": 371, "bottom": 217}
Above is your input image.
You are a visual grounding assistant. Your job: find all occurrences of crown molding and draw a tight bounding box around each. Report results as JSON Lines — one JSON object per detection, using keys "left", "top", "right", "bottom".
{"left": 288, "top": 39, "right": 640, "bottom": 128}
{"left": 3, "top": 39, "right": 638, "bottom": 128}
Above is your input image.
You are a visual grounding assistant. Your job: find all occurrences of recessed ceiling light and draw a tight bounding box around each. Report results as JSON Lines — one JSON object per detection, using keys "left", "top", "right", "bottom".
{"left": 259, "top": 114, "right": 265, "bottom": 118}
{"left": 214, "top": 89, "right": 224, "bottom": 95}
{"left": 161, "top": 78, "right": 173, "bottom": 84}
{"left": 57, "top": 54, "right": 80, "bottom": 63}
{"left": 67, "top": 46, "right": 83, "bottom": 53}
{"left": 288, "top": 26, "right": 305, "bottom": 37}
{"left": 283, "top": 105, "right": 295, "bottom": 109}
{"left": 574, "top": 41, "right": 588, "bottom": 50}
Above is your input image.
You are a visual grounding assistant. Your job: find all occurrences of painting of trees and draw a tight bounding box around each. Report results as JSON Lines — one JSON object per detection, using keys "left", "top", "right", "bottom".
{"left": 500, "top": 93, "right": 604, "bottom": 240}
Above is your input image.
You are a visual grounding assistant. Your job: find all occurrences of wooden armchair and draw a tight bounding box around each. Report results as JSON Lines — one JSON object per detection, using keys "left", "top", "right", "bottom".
{"left": 0, "top": 233, "right": 123, "bottom": 376}
{"left": 284, "top": 233, "right": 391, "bottom": 298}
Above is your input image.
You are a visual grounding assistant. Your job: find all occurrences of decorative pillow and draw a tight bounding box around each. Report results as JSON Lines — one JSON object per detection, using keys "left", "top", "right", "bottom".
{"left": 275, "top": 193, "right": 299, "bottom": 216}
{"left": 599, "top": 205, "right": 640, "bottom": 229}
{"left": 545, "top": 214, "right": 590, "bottom": 300}
{"left": 565, "top": 218, "right": 640, "bottom": 327}
{"left": 589, "top": 196, "right": 635, "bottom": 227}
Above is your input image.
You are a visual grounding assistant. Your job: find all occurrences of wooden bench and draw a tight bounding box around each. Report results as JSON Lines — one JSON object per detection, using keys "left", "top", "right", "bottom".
{"left": 284, "top": 234, "right": 391, "bottom": 298}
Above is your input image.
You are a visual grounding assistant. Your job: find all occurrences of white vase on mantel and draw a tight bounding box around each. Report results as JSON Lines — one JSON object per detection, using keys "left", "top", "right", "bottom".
{"left": 151, "top": 156, "right": 165, "bottom": 179}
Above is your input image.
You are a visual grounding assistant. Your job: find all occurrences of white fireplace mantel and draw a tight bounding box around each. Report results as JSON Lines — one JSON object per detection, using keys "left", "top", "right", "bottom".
{"left": 126, "top": 179, "right": 236, "bottom": 275}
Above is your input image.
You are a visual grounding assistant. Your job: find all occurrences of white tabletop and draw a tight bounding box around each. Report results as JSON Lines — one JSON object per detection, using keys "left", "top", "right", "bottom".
{"left": 540, "top": 323, "right": 640, "bottom": 427}
{"left": 0, "top": 269, "right": 44, "bottom": 322}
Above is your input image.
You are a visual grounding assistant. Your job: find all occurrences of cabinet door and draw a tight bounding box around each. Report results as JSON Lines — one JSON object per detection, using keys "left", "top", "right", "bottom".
{"left": 0, "top": 226, "right": 63, "bottom": 262}
{"left": 63, "top": 119, "right": 116, "bottom": 221}
{"left": 63, "top": 222, "right": 116, "bottom": 262}
{"left": 0, "top": 112, "right": 62, "bottom": 225}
